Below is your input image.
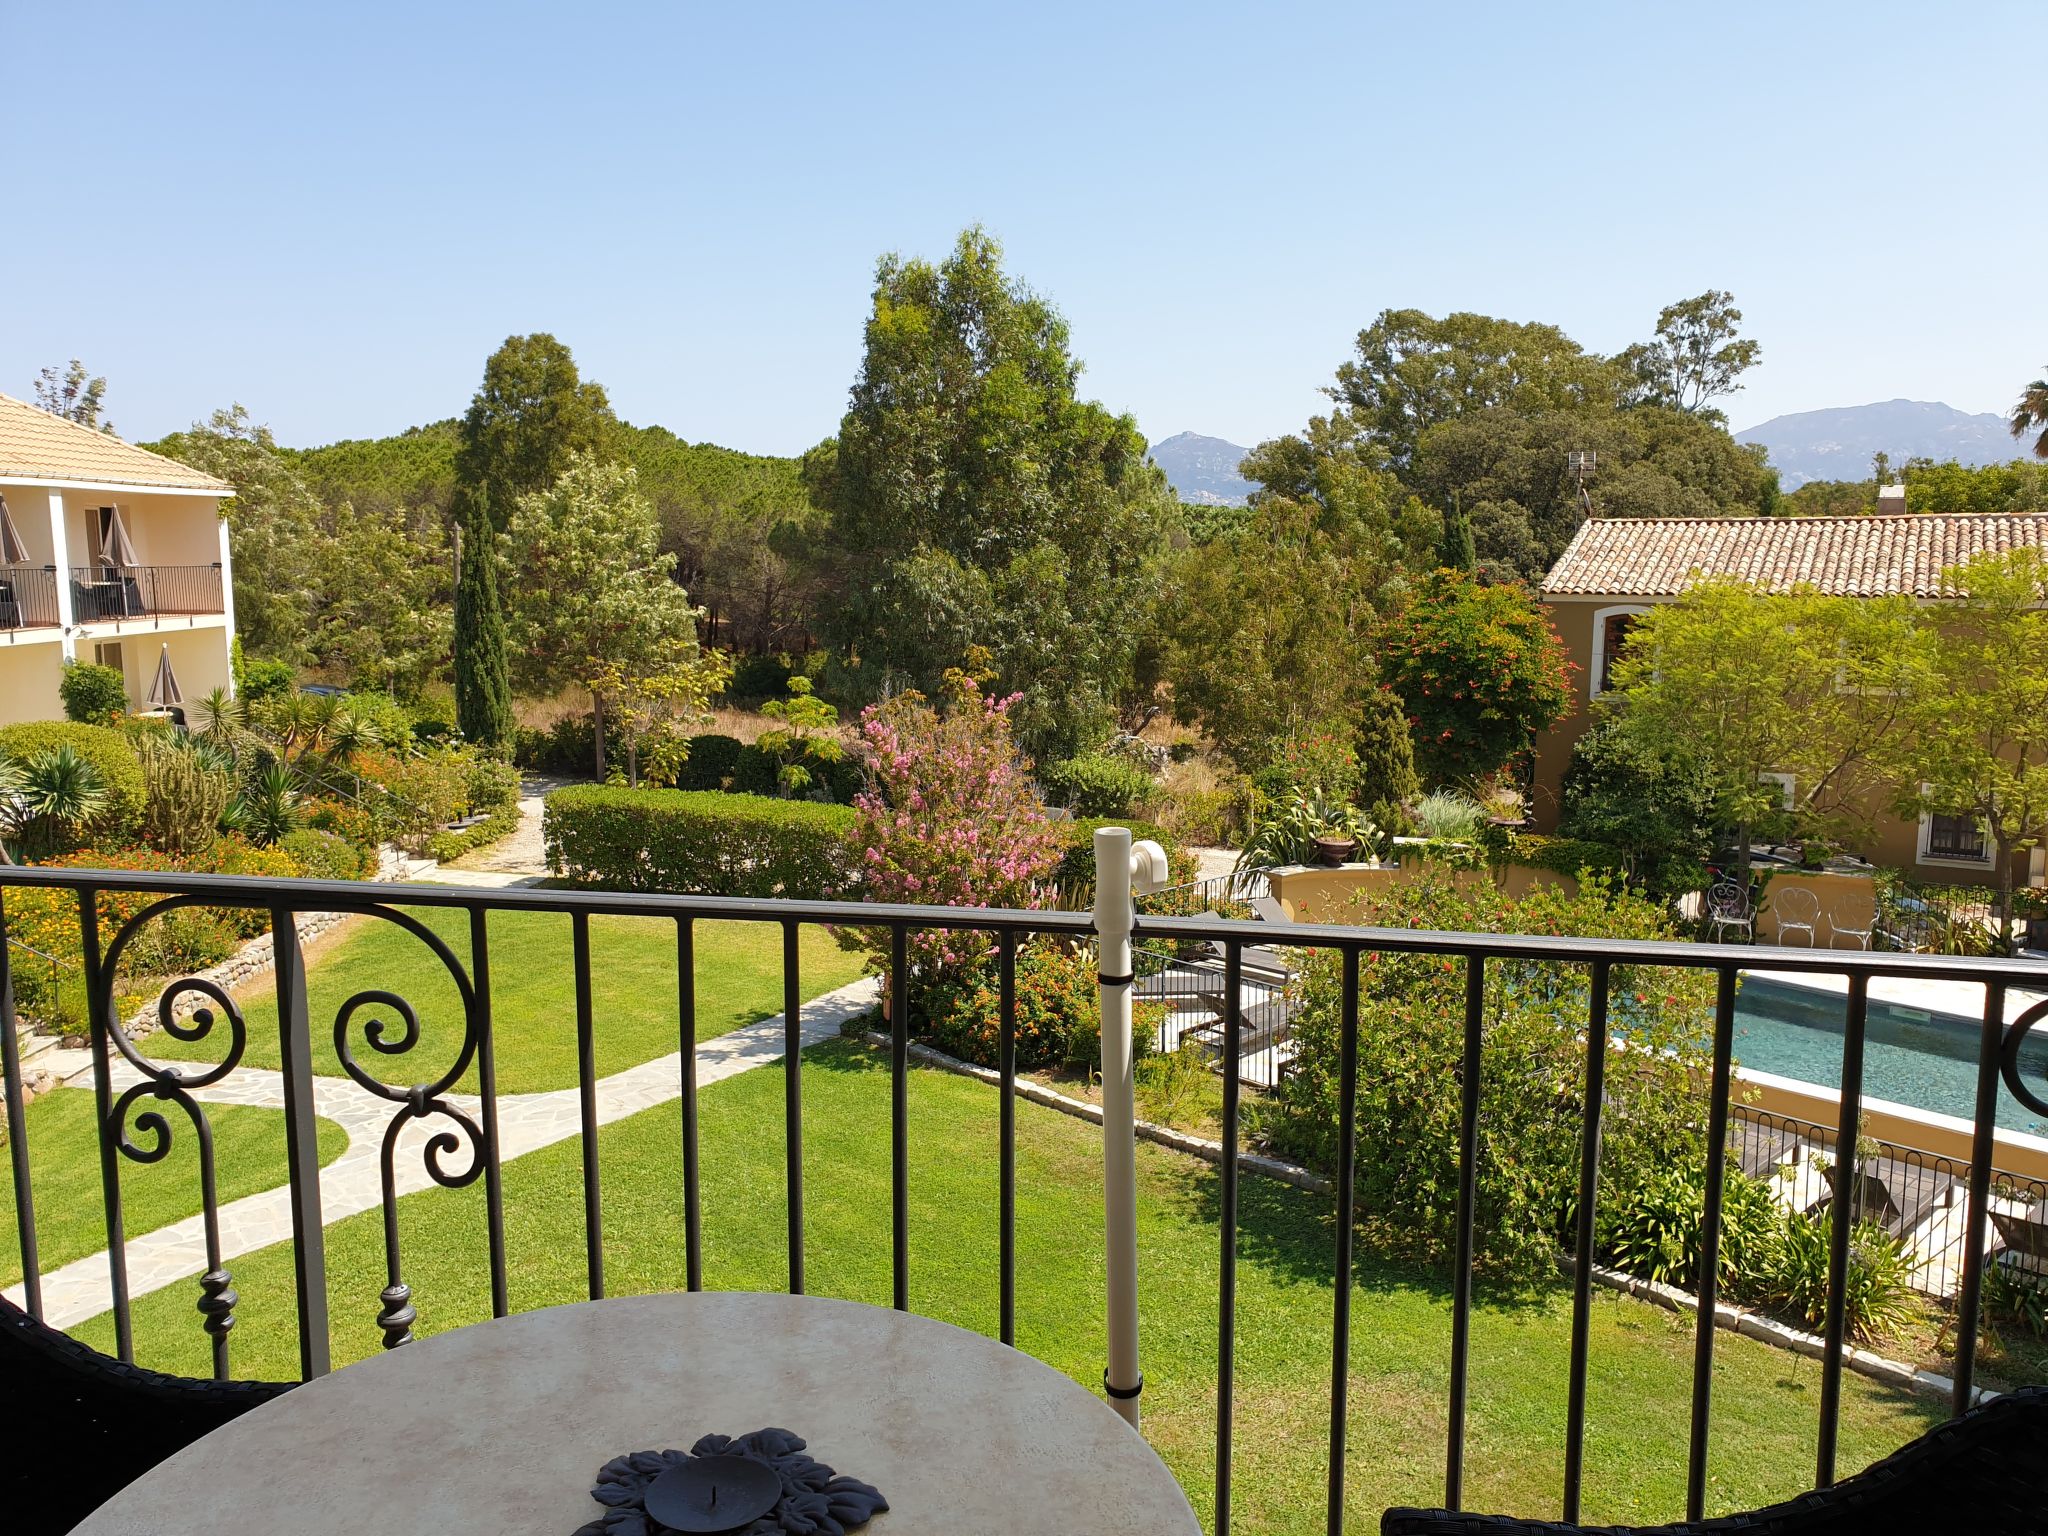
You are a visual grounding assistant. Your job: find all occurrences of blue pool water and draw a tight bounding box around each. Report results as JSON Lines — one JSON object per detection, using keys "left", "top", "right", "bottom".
{"left": 1732, "top": 975, "right": 2048, "bottom": 1137}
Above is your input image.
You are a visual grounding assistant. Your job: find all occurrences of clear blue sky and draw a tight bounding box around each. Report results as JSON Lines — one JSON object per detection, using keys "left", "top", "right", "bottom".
{"left": 3, "top": 1, "right": 2039, "bottom": 457}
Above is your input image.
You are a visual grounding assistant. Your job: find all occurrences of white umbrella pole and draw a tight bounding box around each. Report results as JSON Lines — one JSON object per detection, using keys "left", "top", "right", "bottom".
{"left": 1093, "top": 826, "right": 1142, "bottom": 1430}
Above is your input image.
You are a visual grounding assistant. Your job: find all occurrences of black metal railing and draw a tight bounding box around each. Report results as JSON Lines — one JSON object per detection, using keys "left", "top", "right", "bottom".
{"left": 68, "top": 563, "right": 224, "bottom": 621}
{"left": 4, "top": 865, "right": 2048, "bottom": 1531}
{"left": 0, "top": 565, "right": 61, "bottom": 629}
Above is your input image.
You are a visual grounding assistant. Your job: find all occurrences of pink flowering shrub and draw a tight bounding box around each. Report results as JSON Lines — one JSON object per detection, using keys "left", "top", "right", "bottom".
{"left": 842, "top": 674, "right": 1067, "bottom": 999}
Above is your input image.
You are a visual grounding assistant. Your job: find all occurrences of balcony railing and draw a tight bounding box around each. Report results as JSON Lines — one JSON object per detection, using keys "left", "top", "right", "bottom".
{"left": 0, "top": 565, "right": 62, "bottom": 630}
{"left": 68, "top": 563, "right": 224, "bottom": 621}
{"left": 2, "top": 863, "right": 2047, "bottom": 1531}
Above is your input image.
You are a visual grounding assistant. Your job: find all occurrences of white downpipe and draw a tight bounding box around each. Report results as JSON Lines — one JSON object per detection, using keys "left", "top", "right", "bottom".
{"left": 1093, "top": 825, "right": 1142, "bottom": 1429}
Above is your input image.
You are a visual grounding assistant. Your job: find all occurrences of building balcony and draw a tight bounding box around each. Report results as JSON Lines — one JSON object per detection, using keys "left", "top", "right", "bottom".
{"left": 67, "top": 563, "right": 224, "bottom": 623}
{"left": 3, "top": 867, "right": 2046, "bottom": 1531}
{"left": 0, "top": 565, "right": 62, "bottom": 631}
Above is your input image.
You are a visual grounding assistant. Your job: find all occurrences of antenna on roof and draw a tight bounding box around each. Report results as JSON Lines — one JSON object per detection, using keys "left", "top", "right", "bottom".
{"left": 1567, "top": 450, "right": 1597, "bottom": 519}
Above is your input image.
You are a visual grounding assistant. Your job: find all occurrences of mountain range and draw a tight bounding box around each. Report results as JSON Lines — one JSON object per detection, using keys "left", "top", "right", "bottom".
{"left": 1148, "top": 431, "right": 1255, "bottom": 505}
{"left": 1735, "top": 399, "right": 2029, "bottom": 489}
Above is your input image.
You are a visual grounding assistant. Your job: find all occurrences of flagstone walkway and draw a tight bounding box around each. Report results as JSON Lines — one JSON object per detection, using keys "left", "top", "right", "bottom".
{"left": 7, "top": 977, "right": 879, "bottom": 1330}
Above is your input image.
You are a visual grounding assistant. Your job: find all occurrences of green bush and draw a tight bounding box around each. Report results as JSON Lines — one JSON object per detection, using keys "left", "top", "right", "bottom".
{"left": 1600, "top": 1154, "right": 1782, "bottom": 1294}
{"left": 1264, "top": 868, "right": 1717, "bottom": 1284}
{"left": 1052, "top": 817, "right": 1194, "bottom": 892}
{"left": 676, "top": 734, "right": 745, "bottom": 791}
{"left": 730, "top": 740, "right": 861, "bottom": 803}
{"left": 513, "top": 714, "right": 596, "bottom": 775}
{"left": 1038, "top": 753, "right": 1156, "bottom": 818}
{"left": 1558, "top": 717, "right": 1718, "bottom": 898}
{"left": 727, "top": 651, "right": 796, "bottom": 698}
{"left": 1760, "top": 1207, "right": 1923, "bottom": 1342}
{"left": 233, "top": 651, "right": 296, "bottom": 702}
{"left": 336, "top": 690, "right": 416, "bottom": 752}
{"left": 279, "top": 827, "right": 368, "bottom": 882}
{"left": 543, "top": 785, "right": 857, "bottom": 898}
{"left": 1508, "top": 833, "right": 1630, "bottom": 881}
{"left": 1355, "top": 687, "right": 1420, "bottom": 826}
{"left": 0, "top": 721, "right": 147, "bottom": 846}
{"left": 59, "top": 661, "right": 129, "bottom": 725}
{"left": 915, "top": 939, "right": 1108, "bottom": 1072}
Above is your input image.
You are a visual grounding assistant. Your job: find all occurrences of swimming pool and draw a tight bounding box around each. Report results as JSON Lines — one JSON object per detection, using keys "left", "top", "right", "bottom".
{"left": 1732, "top": 975, "right": 2048, "bottom": 1136}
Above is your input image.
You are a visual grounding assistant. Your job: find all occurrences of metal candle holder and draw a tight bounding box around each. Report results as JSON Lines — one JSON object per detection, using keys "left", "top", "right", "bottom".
{"left": 572, "top": 1429, "right": 887, "bottom": 1536}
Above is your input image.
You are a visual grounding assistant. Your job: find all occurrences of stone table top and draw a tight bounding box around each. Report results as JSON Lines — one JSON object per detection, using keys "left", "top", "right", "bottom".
{"left": 75, "top": 1291, "right": 1200, "bottom": 1535}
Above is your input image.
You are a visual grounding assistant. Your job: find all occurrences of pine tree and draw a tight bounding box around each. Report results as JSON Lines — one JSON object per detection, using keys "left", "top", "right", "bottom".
{"left": 1438, "top": 494, "right": 1476, "bottom": 572}
{"left": 453, "top": 489, "right": 513, "bottom": 751}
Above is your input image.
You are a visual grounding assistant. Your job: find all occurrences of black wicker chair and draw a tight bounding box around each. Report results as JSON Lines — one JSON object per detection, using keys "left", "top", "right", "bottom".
{"left": 1383, "top": 1385, "right": 2048, "bottom": 1534}
{"left": 1, "top": 1295, "right": 292, "bottom": 1532}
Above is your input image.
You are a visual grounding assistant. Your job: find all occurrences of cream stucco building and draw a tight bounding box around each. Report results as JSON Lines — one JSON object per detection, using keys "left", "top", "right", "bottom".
{"left": 0, "top": 394, "right": 236, "bottom": 726}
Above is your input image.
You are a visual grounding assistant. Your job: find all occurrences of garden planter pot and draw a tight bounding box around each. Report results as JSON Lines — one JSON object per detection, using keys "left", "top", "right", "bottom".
{"left": 1313, "top": 835, "right": 1357, "bottom": 868}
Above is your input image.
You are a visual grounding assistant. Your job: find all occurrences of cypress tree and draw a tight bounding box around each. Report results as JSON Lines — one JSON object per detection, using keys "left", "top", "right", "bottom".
{"left": 1438, "top": 494, "right": 1476, "bottom": 572}
{"left": 453, "top": 488, "right": 513, "bottom": 751}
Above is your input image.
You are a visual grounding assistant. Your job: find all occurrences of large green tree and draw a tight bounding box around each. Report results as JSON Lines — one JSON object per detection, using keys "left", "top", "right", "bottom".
{"left": 452, "top": 334, "right": 617, "bottom": 746}
{"left": 1603, "top": 578, "right": 1921, "bottom": 882}
{"left": 501, "top": 454, "right": 714, "bottom": 777}
{"left": 154, "top": 408, "right": 450, "bottom": 692}
{"left": 1888, "top": 549, "right": 2048, "bottom": 947}
{"left": 1156, "top": 413, "right": 1433, "bottom": 768}
{"left": 810, "top": 227, "right": 1179, "bottom": 761}
{"left": 1616, "top": 290, "right": 1762, "bottom": 416}
{"left": 1330, "top": 309, "right": 1629, "bottom": 468}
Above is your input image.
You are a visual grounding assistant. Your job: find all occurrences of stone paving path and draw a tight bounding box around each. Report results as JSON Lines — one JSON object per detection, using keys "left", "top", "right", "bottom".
{"left": 8, "top": 977, "right": 878, "bottom": 1330}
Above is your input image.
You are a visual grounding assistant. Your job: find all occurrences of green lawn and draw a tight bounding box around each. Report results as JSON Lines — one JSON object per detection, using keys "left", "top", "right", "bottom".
{"left": 1, "top": 1087, "right": 348, "bottom": 1288}
{"left": 144, "top": 907, "right": 867, "bottom": 1095}
{"left": 81, "top": 1040, "right": 1934, "bottom": 1532}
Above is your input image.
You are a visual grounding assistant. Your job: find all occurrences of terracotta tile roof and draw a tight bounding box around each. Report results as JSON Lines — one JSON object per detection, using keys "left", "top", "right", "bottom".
{"left": 0, "top": 394, "right": 229, "bottom": 493}
{"left": 1541, "top": 514, "right": 2048, "bottom": 599}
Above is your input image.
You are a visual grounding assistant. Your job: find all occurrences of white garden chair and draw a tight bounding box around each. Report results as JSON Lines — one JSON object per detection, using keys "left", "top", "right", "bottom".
{"left": 1771, "top": 885, "right": 1820, "bottom": 946}
{"left": 1825, "top": 907, "right": 1873, "bottom": 949}
{"left": 1705, "top": 881, "right": 1754, "bottom": 944}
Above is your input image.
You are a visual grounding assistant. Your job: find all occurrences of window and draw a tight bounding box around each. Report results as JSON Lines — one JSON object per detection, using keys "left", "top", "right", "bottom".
{"left": 1758, "top": 772, "right": 1795, "bottom": 811}
{"left": 1917, "top": 787, "right": 1991, "bottom": 866}
{"left": 93, "top": 640, "right": 124, "bottom": 676}
{"left": 1590, "top": 605, "right": 1649, "bottom": 697}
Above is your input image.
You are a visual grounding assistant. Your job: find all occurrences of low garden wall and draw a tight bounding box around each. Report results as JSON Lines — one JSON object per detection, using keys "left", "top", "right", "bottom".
{"left": 1754, "top": 869, "right": 1876, "bottom": 947}
{"left": 1266, "top": 857, "right": 1579, "bottom": 922}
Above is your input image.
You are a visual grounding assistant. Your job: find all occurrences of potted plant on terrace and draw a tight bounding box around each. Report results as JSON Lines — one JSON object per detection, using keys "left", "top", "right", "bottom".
{"left": 1237, "top": 788, "right": 1378, "bottom": 874}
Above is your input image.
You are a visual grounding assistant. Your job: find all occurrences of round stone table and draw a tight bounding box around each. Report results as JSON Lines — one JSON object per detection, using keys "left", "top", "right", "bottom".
{"left": 75, "top": 1292, "right": 1199, "bottom": 1535}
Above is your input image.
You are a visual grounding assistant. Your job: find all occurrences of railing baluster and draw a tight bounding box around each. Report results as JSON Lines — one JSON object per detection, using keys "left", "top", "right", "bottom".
{"left": 1445, "top": 952, "right": 1484, "bottom": 1510}
{"left": 572, "top": 910, "right": 603, "bottom": 1299}
{"left": 784, "top": 918, "right": 804, "bottom": 1295}
{"left": 469, "top": 908, "right": 508, "bottom": 1318}
{"left": 191, "top": 1112, "right": 233, "bottom": 1380}
{"left": 998, "top": 928, "right": 1016, "bottom": 1347}
{"left": 892, "top": 925, "right": 909, "bottom": 1312}
{"left": 271, "top": 909, "right": 330, "bottom": 1378}
{"left": 1328, "top": 945, "right": 1360, "bottom": 1536}
{"left": 0, "top": 893, "right": 44, "bottom": 1320}
{"left": 1816, "top": 973, "right": 1869, "bottom": 1488}
{"left": 1218, "top": 939, "right": 1241, "bottom": 1536}
{"left": 78, "top": 888, "right": 133, "bottom": 1362}
{"left": 1952, "top": 979, "right": 2006, "bottom": 1410}
{"left": 1562, "top": 957, "right": 1611, "bottom": 1523}
{"left": 1685, "top": 964, "right": 1740, "bottom": 1523}
{"left": 679, "top": 917, "right": 702, "bottom": 1293}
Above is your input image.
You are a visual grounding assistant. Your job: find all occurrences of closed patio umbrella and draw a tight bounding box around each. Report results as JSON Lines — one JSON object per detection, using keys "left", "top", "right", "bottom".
{"left": 146, "top": 644, "right": 182, "bottom": 709}
{"left": 0, "top": 492, "right": 25, "bottom": 565}
{"left": 100, "top": 505, "right": 139, "bottom": 569}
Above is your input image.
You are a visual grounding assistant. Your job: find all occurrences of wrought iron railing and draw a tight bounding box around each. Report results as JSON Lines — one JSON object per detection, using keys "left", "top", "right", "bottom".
{"left": 3, "top": 864, "right": 2048, "bottom": 1531}
{"left": 0, "top": 564, "right": 61, "bottom": 629}
{"left": 68, "top": 563, "right": 225, "bottom": 620}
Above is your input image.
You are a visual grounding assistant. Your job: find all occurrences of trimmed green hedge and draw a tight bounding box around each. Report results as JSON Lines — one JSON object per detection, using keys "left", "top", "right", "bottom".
{"left": 1507, "top": 832, "right": 1630, "bottom": 880}
{"left": 0, "top": 721, "right": 147, "bottom": 845}
{"left": 543, "top": 785, "right": 857, "bottom": 897}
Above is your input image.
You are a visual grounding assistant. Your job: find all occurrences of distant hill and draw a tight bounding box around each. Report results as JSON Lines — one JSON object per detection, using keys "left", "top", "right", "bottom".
{"left": 1149, "top": 431, "right": 1254, "bottom": 505}
{"left": 1736, "top": 400, "right": 2028, "bottom": 489}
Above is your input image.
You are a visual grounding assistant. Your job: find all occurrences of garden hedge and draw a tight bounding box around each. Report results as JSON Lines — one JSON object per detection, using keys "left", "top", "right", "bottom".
{"left": 0, "top": 721, "right": 147, "bottom": 845}
{"left": 543, "top": 785, "right": 857, "bottom": 898}
{"left": 1054, "top": 817, "right": 1195, "bottom": 891}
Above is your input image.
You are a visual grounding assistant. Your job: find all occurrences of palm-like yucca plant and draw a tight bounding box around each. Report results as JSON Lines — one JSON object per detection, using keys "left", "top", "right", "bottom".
{"left": 9, "top": 746, "right": 111, "bottom": 860}
{"left": 233, "top": 762, "right": 305, "bottom": 846}
{"left": 192, "top": 687, "right": 255, "bottom": 750}
{"left": 2013, "top": 370, "right": 2048, "bottom": 460}
{"left": 319, "top": 704, "right": 383, "bottom": 765}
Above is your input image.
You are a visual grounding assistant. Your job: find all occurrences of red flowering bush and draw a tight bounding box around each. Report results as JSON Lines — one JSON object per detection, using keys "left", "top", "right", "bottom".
{"left": 1377, "top": 569, "right": 1574, "bottom": 786}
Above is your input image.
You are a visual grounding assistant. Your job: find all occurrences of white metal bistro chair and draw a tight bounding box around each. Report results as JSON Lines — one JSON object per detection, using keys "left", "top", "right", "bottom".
{"left": 1706, "top": 881, "right": 1754, "bottom": 944}
{"left": 1770, "top": 885, "right": 1820, "bottom": 946}
{"left": 1824, "top": 907, "right": 1873, "bottom": 949}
